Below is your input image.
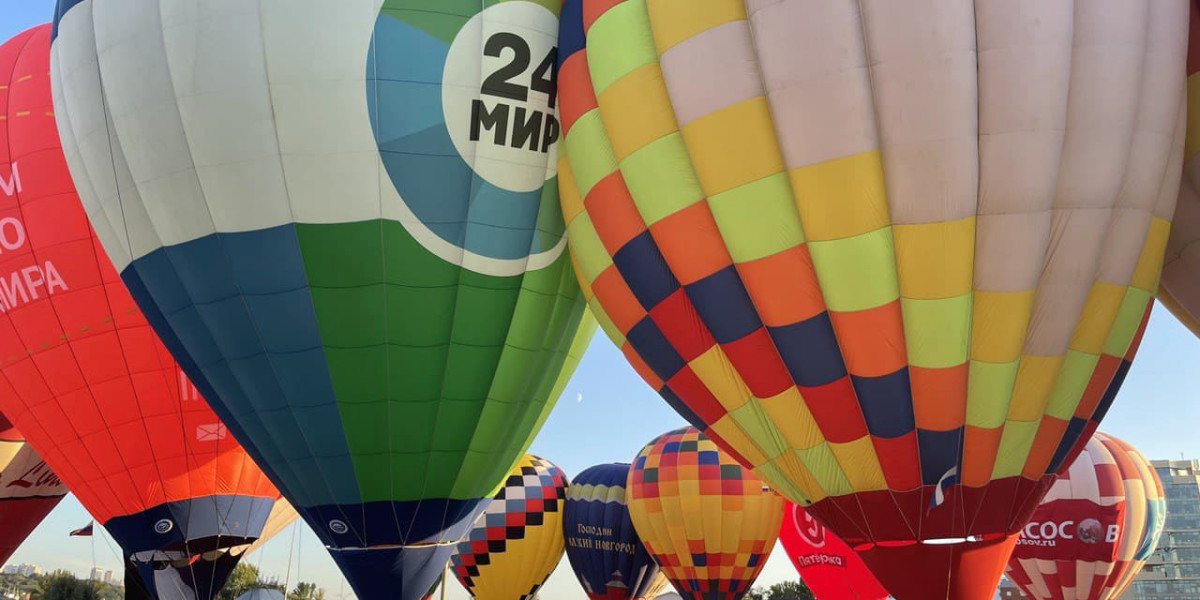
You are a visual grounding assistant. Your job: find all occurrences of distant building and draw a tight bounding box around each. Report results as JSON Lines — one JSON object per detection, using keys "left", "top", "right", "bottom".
{"left": 8, "top": 565, "right": 39, "bottom": 578}
{"left": 997, "top": 578, "right": 1027, "bottom": 600}
{"left": 102, "top": 570, "right": 113, "bottom": 585}
{"left": 1127, "top": 459, "right": 1200, "bottom": 598}
{"left": 88, "top": 568, "right": 103, "bottom": 581}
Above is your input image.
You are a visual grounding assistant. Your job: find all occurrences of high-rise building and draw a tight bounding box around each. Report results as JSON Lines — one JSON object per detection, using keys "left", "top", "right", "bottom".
{"left": 88, "top": 568, "right": 103, "bottom": 581}
{"left": 102, "top": 570, "right": 113, "bottom": 585}
{"left": 1127, "top": 459, "right": 1200, "bottom": 598}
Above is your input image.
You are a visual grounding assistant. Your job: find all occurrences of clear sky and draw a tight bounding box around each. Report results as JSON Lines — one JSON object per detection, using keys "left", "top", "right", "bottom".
{"left": 5, "top": 3, "right": 1200, "bottom": 600}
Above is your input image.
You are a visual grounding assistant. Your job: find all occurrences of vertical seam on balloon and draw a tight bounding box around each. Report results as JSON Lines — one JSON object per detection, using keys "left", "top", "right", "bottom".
{"left": 245, "top": 0, "right": 363, "bottom": 525}
{"left": 1, "top": 22, "right": 130, "bottom": 527}
{"left": 139, "top": 0, "right": 357, "bottom": 545}
{"left": 1006, "top": 2, "right": 1157, "bottom": 535}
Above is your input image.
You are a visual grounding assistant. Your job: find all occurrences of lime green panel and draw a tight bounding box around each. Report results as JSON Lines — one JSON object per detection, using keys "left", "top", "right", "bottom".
{"left": 296, "top": 221, "right": 586, "bottom": 502}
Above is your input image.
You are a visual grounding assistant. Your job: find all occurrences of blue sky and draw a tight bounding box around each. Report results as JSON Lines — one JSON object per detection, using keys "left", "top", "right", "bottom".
{"left": 5, "top": 2, "right": 1200, "bottom": 599}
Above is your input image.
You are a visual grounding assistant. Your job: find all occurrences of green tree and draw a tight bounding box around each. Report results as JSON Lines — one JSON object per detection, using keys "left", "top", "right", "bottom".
{"left": 31, "top": 571, "right": 99, "bottom": 600}
{"left": 287, "top": 582, "right": 324, "bottom": 600}
{"left": 763, "top": 580, "right": 815, "bottom": 600}
{"left": 745, "top": 587, "right": 766, "bottom": 600}
{"left": 219, "top": 564, "right": 263, "bottom": 600}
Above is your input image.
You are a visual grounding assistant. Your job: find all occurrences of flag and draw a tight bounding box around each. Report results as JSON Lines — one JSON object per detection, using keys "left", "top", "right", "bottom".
{"left": 928, "top": 467, "right": 960, "bottom": 511}
{"left": 69, "top": 521, "right": 93, "bottom": 537}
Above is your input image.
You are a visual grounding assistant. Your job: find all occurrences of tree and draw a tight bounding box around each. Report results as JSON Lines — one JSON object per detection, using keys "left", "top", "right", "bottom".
{"left": 219, "top": 564, "right": 263, "bottom": 600}
{"left": 763, "top": 580, "right": 815, "bottom": 600}
{"left": 745, "top": 587, "right": 766, "bottom": 600}
{"left": 32, "top": 571, "right": 99, "bottom": 600}
{"left": 287, "top": 582, "right": 324, "bottom": 600}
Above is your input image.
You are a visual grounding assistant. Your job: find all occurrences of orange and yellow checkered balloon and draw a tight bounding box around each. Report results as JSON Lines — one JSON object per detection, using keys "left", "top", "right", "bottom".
{"left": 627, "top": 427, "right": 783, "bottom": 600}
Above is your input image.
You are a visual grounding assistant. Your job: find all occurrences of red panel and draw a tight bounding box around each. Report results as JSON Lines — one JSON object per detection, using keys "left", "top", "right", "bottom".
{"left": 778, "top": 502, "right": 888, "bottom": 600}
{"left": 0, "top": 25, "right": 277, "bottom": 526}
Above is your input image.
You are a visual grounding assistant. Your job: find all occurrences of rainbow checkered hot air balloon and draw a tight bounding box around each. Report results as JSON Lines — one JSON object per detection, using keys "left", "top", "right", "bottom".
{"left": 556, "top": 2, "right": 1186, "bottom": 598}
{"left": 627, "top": 427, "right": 782, "bottom": 600}
{"left": 50, "top": 1, "right": 592, "bottom": 598}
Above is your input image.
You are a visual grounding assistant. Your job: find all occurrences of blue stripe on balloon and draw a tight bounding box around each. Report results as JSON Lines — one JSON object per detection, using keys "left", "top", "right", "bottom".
{"left": 124, "top": 225, "right": 358, "bottom": 508}
{"left": 916, "top": 428, "right": 963, "bottom": 487}
{"left": 852, "top": 368, "right": 915, "bottom": 439}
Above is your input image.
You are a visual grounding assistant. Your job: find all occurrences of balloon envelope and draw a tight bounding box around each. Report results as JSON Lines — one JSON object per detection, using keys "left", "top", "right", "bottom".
{"left": 1158, "top": 0, "right": 1200, "bottom": 336}
{"left": 627, "top": 427, "right": 782, "bottom": 600}
{"left": 0, "top": 24, "right": 279, "bottom": 600}
{"left": 778, "top": 502, "right": 887, "bottom": 600}
{"left": 1005, "top": 432, "right": 1165, "bottom": 600}
{"left": 556, "top": 2, "right": 1185, "bottom": 597}
{"left": 563, "top": 463, "right": 666, "bottom": 600}
{"left": 50, "top": 1, "right": 587, "bottom": 598}
{"left": 0, "top": 415, "right": 67, "bottom": 566}
{"left": 450, "top": 455, "right": 569, "bottom": 600}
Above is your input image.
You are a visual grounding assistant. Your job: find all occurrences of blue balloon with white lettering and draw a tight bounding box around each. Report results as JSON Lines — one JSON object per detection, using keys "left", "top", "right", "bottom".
{"left": 563, "top": 464, "right": 666, "bottom": 600}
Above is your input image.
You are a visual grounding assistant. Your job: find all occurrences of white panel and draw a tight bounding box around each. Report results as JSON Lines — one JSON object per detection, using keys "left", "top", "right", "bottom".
{"left": 260, "top": 0, "right": 382, "bottom": 224}
{"left": 861, "top": 0, "right": 978, "bottom": 224}
{"left": 91, "top": 0, "right": 218, "bottom": 247}
{"left": 158, "top": 0, "right": 293, "bottom": 233}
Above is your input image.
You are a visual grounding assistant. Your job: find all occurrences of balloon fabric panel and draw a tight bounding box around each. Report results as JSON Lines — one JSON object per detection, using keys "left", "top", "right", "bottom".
{"left": 51, "top": 1, "right": 589, "bottom": 598}
{"left": 450, "top": 455, "right": 568, "bottom": 600}
{"left": 778, "top": 502, "right": 887, "bottom": 600}
{"left": 558, "top": 1, "right": 1184, "bottom": 597}
{"left": 563, "top": 463, "right": 666, "bottom": 600}
{"left": 1159, "top": 0, "right": 1200, "bottom": 336}
{"left": 0, "top": 23, "right": 280, "bottom": 600}
{"left": 0, "top": 419, "right": 67, "bottom": 566}
{"left": 627, "top": 427, "right": 782, "bottom": 600}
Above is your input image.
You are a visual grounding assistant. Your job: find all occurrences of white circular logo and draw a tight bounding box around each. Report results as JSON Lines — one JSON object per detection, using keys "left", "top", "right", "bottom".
{"left": 154, "top": 519, "right": 174, "bottom": 534}
{"left": 794, "top": 506, "right": 826, "bottom": 549}
{"left": 442, "top": 1, "right": 560, "bottom": 193}
{"left": 329, "top": 520, "right": 349, "bottom": 535}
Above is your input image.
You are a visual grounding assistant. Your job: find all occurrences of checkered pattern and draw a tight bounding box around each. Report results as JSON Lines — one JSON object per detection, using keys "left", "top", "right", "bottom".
{"left": 1006, "top": 432, "right": 1164, "bottom": 600}
{"left": 627, "top": 427, "right": 782, "bottom": 600}
{"left": 451, "top": 455, "right": 568, "bottom": 600}
{"left": 558, "top": 0, "right": 1173, "bottom": 548}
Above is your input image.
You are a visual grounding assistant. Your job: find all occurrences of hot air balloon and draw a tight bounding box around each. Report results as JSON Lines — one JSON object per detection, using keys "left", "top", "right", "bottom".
{"left": 0, "top": 414, "right": 68, "bottom": 565}
{"left": 556, "top": 2, "right": 1186, "bottom": 597}
{"left": 563, "top": 463, "right": 667, "bottom": 600}
{"left": 1159, "top": 0, "right": 1200, "bottom": 337}
{"left": 627, "top": 427, "right": 783, "bottom": 600}
{"left": 239, "top": 498, "right": 300, "bottom": 558}
{"left": 450, "top": 455, "right": 569, "bottom": 600}
{"left": 50, "top": 1, "right": 590, "bottom": 598}
{"left": 0, "top": 24, "right": 281, "bottom": 600}
{"left": 778, "top": 502, "right": 888, "bottom": 600}
{"left": 1102, "top": 433, "right": 1166, "bottom": 597}
{"left": 1004, "top": 431, "right": 1165, "bottom": 600}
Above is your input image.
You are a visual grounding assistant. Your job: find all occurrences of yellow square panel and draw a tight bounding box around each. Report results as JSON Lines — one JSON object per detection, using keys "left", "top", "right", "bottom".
{"left": 646, "top": 0, "right": 747, "bottom": 54}
{"left": 1131, "top": 216, "right": 1171, "bottom": 292}
{"left": 758, "top": 457, "right": 821, "bottom": 504}
{"left": 1006, "top": 354, "right": 1065, "bottom": 421}
{"left": 708, "top": 415, "right": 768, "bottom": 469}
{"left": 893, "top": 217, "right": 975, "bottom": 300}
{"left": 795, "top": 444, "right": 853, "bottom": 497}
{"left": 828, "top": 437, "right": 887, "bottom": 493}
{"left": 758, "top": 387, "right": 824, "bottom": 451}
{"left": 970, "top": 290, "right": 1035, "bottom": 364}
{"left": 558, "top": 153, "right": 585, "bottom": 225}
{"left": 597, "top": 63, "right": 679, "bottom": 162}
{"left": 689, "top": 346, "right": 751, "bottom": 413}
{"left": 788, "top": 150, "right": 890, "bottom": 242}
{"left": 1068, "top": 280, "right": 1126, "bottom": 354}
{"left": 680, "top": 96, "right": 785, "bottom": 196}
